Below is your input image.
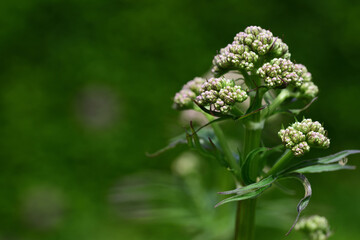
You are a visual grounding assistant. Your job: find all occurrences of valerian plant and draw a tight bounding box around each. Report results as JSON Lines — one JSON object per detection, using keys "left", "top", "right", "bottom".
{"left": 155, "top": 26, "right": 359, "bottom": 240}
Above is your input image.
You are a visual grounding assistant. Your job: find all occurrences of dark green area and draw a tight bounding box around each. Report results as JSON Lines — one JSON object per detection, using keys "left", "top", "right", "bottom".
{"left": 0, "top": 0, "right": 359, "bottom": 239}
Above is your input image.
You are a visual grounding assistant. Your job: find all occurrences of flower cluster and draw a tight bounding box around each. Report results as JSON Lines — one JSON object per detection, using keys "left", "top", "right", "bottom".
{"left": 195, "top": 77, "right": 248, "bottom": 113}
{"left": 295, "top": 215, "right": 331, "bottom": 240}
{"left": 278, "top": 118, "right": 330, "bottom": 156}
{"left": 173, "top": 77, "right": 205, "bottom": 110}
{"left": 257, "top": 58, "right": 303, "bottom": 88}
{"left": 212, "top": 26, "right": 289, "bottom": 75}
{"left": 295, "top": 64, "right": 319, "bottom": 98}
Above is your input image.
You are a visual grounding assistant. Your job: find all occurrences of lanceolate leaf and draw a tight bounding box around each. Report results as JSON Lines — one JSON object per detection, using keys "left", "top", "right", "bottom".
{"left": 218, "top": 175, "right": 277, "bottom": 195}
{"left": 295, "top": 164, "right": 355, "bottom": 174}
{"left": 317, "top": 150, "right": 360, "bottom": 164}
{"left": 281, "top": 173, "right": 312, "bottom": 236}
{"left": 215, "top": 185, "right": 271, "bottom": 208}
{"left": 281, "top": 150, "right": 360, "bottom": 174}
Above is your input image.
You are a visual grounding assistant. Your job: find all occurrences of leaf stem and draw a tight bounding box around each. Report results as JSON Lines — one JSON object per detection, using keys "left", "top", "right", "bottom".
{"left": 261, "top": 88, "right": 291, "bottom": 119}
{"left": 266, "top": 149, "right": 294, "bottom": 177}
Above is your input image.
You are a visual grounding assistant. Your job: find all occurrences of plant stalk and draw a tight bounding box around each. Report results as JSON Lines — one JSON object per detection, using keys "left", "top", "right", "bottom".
{"left": 235, "top": 199, "right": 257, "bottom": 240}
{"left": 261, "top": 89, "right": 290, "bottom": 119}
{"left": 265, "top": 149, "right": 294, "bottom": 177}
{"left": 235, "top": 88, "right": 263, "bottom": 240}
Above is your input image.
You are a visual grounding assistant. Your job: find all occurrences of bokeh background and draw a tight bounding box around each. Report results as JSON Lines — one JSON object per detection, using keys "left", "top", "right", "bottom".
{"left": 0, "top": 0, "right": 359, "bottom": 239}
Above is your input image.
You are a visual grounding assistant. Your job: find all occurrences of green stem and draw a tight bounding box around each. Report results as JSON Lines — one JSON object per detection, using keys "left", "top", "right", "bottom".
{"left": 265, "top": 149, "right": 294, "bottom": 177}
{"left": 235, "top": 199, "right": 257, "bottom": 240}
{"left": 233, "top": 67, "right": 268, "bottom": 239}
{"left": 261, "top": 88, "right": 291, "bottom": 119}
{"left": 235, "top": 126, "right": 261, "bottom": 240}
{"left": 235, "top": 90, "right": 264, "bottom": 240}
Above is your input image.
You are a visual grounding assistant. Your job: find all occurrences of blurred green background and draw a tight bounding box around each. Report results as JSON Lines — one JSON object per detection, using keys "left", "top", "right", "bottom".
{"left": 0, "top": 0, "right": 359, "bottom": 239}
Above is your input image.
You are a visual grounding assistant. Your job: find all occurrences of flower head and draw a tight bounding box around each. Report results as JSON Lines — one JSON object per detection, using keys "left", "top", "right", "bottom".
{"left": 195, "top": 77, "right": 248, "bottom": 114}
{"left": 173, "top": 77, "right": 205, "bottom": 110}
{"left": 295, "top": 215, "right": 331, "bottom": 240}
{"left": 258, "top": 58, "right": 303, "bottom": 88}
{"left": 212, "top": 26, "right": 290, "bottom": 76}
{"left": 279, "top": 118, "right": 330, "bottom": 156}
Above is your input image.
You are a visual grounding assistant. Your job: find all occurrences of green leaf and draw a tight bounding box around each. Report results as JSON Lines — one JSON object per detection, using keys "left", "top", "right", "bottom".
{"left": 281, "top": 173, "right": 312, "bottom": 236}
{"left": 295, "top": 164, "right": 355, "bottom": 173}
{"left": 281, "top": 150, "right": 360, "bottom": 174}
{"left": 317, "top": 150, "right": 360, "bottom": 164}
{"left": 241, "top": 147, "right": 268, "bottom": 184}
{"left": 215, "top": 185, "right": 270, "bottom": 208}
{"left": 218, "top": 175, "right": 277, "bottom": 195}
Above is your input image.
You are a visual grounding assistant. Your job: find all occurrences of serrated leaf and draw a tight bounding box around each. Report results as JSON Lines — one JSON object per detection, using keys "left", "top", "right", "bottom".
{"left": 215, "top": 185, "right": 270, "bottom": 208}
{"left": 218, "top": 175, "right": 277, "bottom": 195}
{"left": 295, "top": 164, "right": 355, "bottom": 173}
{"left": 281, "top": 173, "right": 312, "bottom": 236}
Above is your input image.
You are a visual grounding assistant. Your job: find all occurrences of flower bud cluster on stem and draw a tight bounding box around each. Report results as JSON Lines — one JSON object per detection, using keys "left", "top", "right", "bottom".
{"left": 279, "top": 118, "right": 330, "bottom": 156}
{"left": 212, "top": 26, "right": 289, "bottom": 75}
{"left": 196, "top": 77, "right": 248, "bottom": 113}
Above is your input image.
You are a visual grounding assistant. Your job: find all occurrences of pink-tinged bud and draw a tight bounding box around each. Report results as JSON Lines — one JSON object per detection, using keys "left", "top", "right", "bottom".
{"left": 279, "top": 118, "right": 330, "bottom": 156}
